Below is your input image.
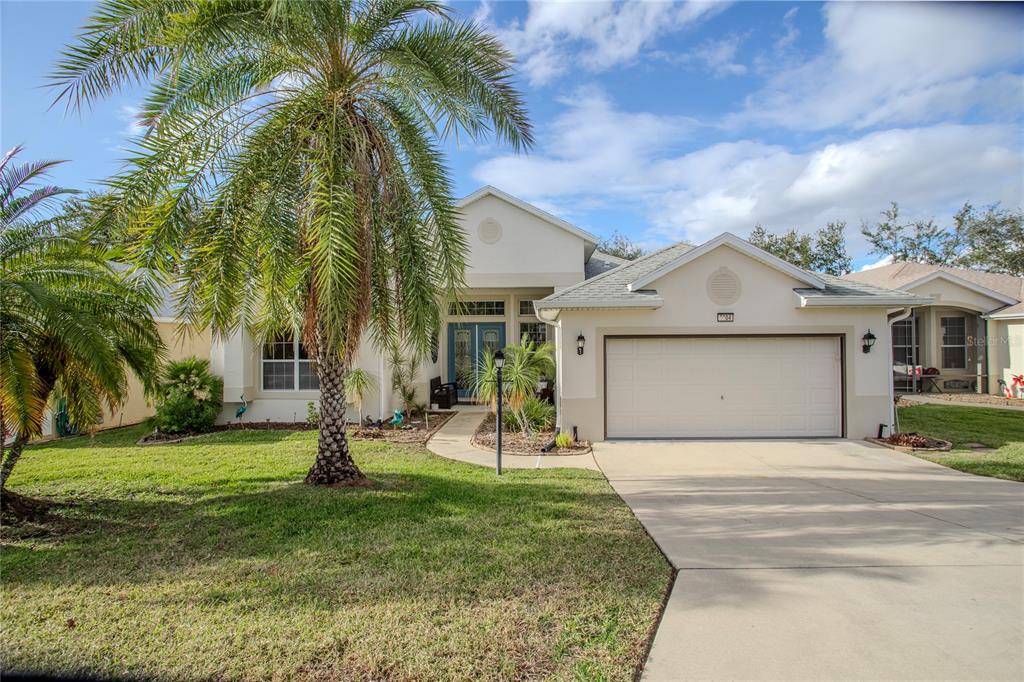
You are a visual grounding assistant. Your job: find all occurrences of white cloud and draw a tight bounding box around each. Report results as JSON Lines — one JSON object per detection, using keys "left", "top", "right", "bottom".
{"left": 475, "top": 0, "right": 726, "bottom": 86}
{"left": 735, "top": 2, "right": 1024, "bottom": 130}
{"left": 654, "top": 34, "right": 747, "bottom": 77}
{"left": 859, "top": 255, "right": 894, "bottom": 272}
{"left": 474, "top": 92, "right": 1023, "bottom": 250}
{"left": 474, "top": 86, "right": 697, "bottom": 196}
{"left": 117, "top": 105, "right": 147, "bottom": 137}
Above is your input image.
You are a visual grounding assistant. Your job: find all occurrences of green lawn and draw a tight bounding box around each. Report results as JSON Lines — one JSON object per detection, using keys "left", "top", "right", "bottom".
{"left": 897, "top": 404, "right": 1024, "bottom": 482}
{"left": 1, "top": 427, "right": 670, "bottom": 681}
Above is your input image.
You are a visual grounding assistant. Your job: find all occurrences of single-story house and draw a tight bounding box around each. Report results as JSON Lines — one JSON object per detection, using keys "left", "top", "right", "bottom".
{"left": 843, "top": 262, "right": 1024, "bottom": 396}
{"left": 211, "top": 186, "right": 936, "bottom": 441}
{"left": 51, "top": 186, "right": 1019, "bottom": 441}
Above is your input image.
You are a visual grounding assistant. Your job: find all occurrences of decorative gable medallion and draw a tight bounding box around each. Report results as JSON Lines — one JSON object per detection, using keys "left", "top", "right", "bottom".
{"left": 707, "top": 267, "right": 741, "bottom": 305}
{"left": 478, "top": 218, "right": 503, "bottom": 244}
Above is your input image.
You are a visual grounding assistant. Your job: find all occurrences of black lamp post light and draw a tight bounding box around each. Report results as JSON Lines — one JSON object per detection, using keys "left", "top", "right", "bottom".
{"left": 494, "top": 349, "right": 505, "bottom": 476}
{"left": 862, "top": 330, "right": 877, "bottom": 354}
{"left": 576, "top": 332, "right": 585, "bottom": 355}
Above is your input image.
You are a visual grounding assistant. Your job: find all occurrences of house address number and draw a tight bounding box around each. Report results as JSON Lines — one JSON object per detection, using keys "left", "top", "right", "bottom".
{"left": 717, "top": 312, "right": 734, "bottom": 323}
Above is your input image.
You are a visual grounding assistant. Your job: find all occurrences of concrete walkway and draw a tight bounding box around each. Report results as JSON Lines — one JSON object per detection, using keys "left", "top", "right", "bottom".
{"left": 426, "top": 409, "right": 599, "bottom": 470}
{"left": 900, "top": 394, "right": 1024, "bottom": 411}
{"left": 594, "top": 439, "right": 1024, "bottom": 681}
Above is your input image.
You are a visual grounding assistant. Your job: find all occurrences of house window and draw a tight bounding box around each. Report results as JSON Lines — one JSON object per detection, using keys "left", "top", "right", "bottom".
{"left": 892, "top": 318, "right": 920, "bottom": 365}
{"left": 520, "top": 322, "right": 547, "bottom": 345}
{"left": 519, "top": 299, "right": 536, "bottom": 316}
{"left": 449, "top": 300, "right": 504, "bottom": 316}
{"left": 940, "top": 316, "right": 967, "bottom": 370}
{"left": 262, "top": 334, "right": 319, "bottom": 390}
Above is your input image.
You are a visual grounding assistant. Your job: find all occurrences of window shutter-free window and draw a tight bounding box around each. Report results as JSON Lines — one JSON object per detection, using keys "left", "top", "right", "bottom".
{"left": 940, "top": 317, "right": 967, "bottom": 369}
{"left": 449, "top": 301, "right": 504, "bottom": 316}
{"left": 519, "top": 322, "right": 547, "bottom": 345}
{"left": 262, "top": 335, "right": 320, "bottom": 390}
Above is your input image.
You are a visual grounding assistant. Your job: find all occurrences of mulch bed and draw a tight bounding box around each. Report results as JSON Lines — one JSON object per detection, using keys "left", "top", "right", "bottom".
{"left": 137, "top": 411, "right": 456, "bottom": 446}
{"left": 347, "top": 410, "right": 455, "bottom": 444}
{"left": 899, "top": 393, "right": 1023, "bottom": 408}
{"left": 866, "top": 433, "right": 952, "bottom": 453}
{"left": 471, "top": 413, "right": 592, "bottom": 455}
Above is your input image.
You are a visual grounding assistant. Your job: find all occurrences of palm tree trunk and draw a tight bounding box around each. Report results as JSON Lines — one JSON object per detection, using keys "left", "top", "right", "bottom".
{"left": 305, "top": 346, "right": 368, "bottom": 487}
{"left": 0, "top": 435, "right": 29, "bottom": 491}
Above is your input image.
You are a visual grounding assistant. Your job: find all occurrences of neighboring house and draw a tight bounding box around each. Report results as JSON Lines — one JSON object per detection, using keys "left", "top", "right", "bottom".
{"left": 61, "top": 186, "right": 949, "bottom": 441}
{"left": 843, "top": 262, "right": 1024, "bottom": 396}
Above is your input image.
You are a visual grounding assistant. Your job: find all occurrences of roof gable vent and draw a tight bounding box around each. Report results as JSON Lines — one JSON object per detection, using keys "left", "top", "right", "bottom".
{"left": 478, "top": 217, "right": 503, "bottom": 244}
{"left": 707, "top": 267, "right": 741, "bottom": 305}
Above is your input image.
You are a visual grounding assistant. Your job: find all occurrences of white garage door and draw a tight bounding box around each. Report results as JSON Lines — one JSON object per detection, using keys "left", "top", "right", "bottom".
{"left": 605, "top": 336, "right": 842, "bottom": 438}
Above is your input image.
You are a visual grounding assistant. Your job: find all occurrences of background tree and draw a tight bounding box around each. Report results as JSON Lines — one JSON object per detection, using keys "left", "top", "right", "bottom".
{"left": 748, "top": 221, "right": 852, "bottom": 276}
{"left": 597, "top": 230, "right": 645, "bottom": 260}
{"left": 949, "top": 203, "right": 1023, "bottom": 276}
{"left": 861, "top": 201, "right": 1023, "bottom": 276}
{"left": 0, "top": 148, "right": 163, "bottom": 513}
{"left": 860, "top": 202, "right": 952, "bottom": 265}
{"left": 52, "top": 0, "right": 532, "bottom": 486}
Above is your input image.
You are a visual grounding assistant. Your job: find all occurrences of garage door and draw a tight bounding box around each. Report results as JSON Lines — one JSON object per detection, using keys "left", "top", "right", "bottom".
{"left": 605, "top": 336, "right": 842, "bottom": 438}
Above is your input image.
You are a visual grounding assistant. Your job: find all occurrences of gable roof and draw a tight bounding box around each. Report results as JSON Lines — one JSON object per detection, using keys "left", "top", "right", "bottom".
{"left": 844, "top": 262, "right": 1023, "bottom": 309}
{"left": 627, "top": 232, "right": 826, "bottom": 291}
{"left": 585, "top": 250, "right": 629, "bottom": 279}
{"left": 536, "top": 233, "right": 929, "bottom": 315}
{"left": 457, "top": 186, "right": 598, "bottom": 259}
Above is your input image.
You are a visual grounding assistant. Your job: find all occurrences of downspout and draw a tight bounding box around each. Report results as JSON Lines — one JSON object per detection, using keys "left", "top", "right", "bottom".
{"left": 378, "top": 354, "right": 386, "bottom": 421}
{"left": 887, "top": 307, "right": 914, "bottom": 434}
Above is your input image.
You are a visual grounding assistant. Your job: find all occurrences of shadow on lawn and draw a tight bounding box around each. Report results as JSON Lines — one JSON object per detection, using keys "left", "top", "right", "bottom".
{"left": 2, "top": 463, "right": 664, "bottom": 612}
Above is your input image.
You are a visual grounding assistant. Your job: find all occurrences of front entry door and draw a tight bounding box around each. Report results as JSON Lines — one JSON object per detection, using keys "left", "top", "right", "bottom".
{"left": 448, "top": 323, "right": 506, "bottom": 399}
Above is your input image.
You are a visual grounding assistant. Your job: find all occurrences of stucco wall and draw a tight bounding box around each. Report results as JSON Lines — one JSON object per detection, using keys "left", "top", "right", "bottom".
{"left": 553, "top": 245, "right": 893, "bottom": 441}
{"left": 458, "top": 194, "right": 586, "bottom": 288}
{"left": 94, "top": 322, "right": 211, "bottom": 430}
{"left": 1003, "top": 320, "right": 1024, "bottom": 393}
{"left": 216, "top": 285, "right": 557, "bottom": 424}
{"left": 906, "top": 278, "right": 1009, "bottom": 313}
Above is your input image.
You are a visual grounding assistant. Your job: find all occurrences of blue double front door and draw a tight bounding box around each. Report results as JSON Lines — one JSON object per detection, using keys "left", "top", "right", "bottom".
{"left": 447, "top": 323, "right": 506, "bottom": 399}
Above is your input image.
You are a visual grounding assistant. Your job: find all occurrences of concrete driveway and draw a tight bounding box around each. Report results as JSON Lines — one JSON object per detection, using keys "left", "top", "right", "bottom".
{"left": 594, "top": 439, "right": 1024, "bottom": 681}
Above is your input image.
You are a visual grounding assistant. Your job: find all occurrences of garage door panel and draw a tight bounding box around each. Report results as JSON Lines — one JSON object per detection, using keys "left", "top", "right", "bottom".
{"left": 605, "top": 336, "right": 841, "bottom": 438}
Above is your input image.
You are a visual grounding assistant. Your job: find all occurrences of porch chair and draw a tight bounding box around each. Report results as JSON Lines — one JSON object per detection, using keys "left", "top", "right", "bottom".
{"left": 430, "top": 376, "right": 458, "bottom": 409}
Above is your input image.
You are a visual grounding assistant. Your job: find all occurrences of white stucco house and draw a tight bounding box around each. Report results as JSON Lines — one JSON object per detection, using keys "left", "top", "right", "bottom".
{"left": 202, "top": 185, "right": 1024, "bottom": 442}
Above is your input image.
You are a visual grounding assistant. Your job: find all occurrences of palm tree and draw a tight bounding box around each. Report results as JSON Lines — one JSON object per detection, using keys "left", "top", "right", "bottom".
{"left": 51, "top": 0, "right": 532, "bottom": 486}
{"left": 343, "top": 367, "right": 376, "bottom": 425}
{"left": 473, "top": 335, "right": 554, "bottom": 435}
{"left": 0, "top": 147, "right": 164, "bottom": 509}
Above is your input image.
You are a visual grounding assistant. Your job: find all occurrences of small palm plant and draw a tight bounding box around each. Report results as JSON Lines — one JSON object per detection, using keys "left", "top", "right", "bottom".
{"left": 343, "top": 368, "right": 377, "bottom": 426}
{"left": 473, "top": 335, "right": 555, "bottom": 435}
{"left": 390, "top": 352, "right": 422, "bottom": 419}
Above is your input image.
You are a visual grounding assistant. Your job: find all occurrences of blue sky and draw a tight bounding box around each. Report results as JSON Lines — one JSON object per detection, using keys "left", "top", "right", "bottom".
{"left": 3, "top": 1, "right": 1022, "bottom": 269}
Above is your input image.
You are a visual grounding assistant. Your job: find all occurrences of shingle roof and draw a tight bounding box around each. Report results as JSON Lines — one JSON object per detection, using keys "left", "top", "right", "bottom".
{"left": 844, "top": 262, "right": 1023, "bottom": 302}
{"left": 796, "top": 274, "right": 925, "bottom": 299}
{"left": 537, "top": 238, "right": 929, "bottom": 310}
{"left": 537, "top": 242, "right": 694, "bottom": 309}
{"left": 585, "top": 250, "right": 629, "bottom": 279}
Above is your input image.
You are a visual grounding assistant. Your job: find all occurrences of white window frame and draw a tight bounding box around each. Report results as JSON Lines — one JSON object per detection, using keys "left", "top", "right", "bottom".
{"left": 261, "top": 336, "right": 319, "bottom": 391}
{"left": 519, "top": 321, "right": 548, "bottom": 345}
{"left": 940, "top": 316, "right": 967, "bottom": 370}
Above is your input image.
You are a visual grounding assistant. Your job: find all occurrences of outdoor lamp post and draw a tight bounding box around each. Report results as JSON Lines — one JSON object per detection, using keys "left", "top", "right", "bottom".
{"left": 494, "top": 349, "right": 505, "bottom": 476}
{"left": 862, "top": 330, "right": 877, "bottom": 354}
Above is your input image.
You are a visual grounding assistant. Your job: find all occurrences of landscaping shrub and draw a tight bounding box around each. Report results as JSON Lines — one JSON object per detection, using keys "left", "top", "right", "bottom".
{"left": 555, "top": 431, "right": 573, "bottom": 449}
{"left": 503, "top": 396, "right": 555, "bottom": 433}
{"left": 152, "top": 357, "right": 223, "bottom": 434}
